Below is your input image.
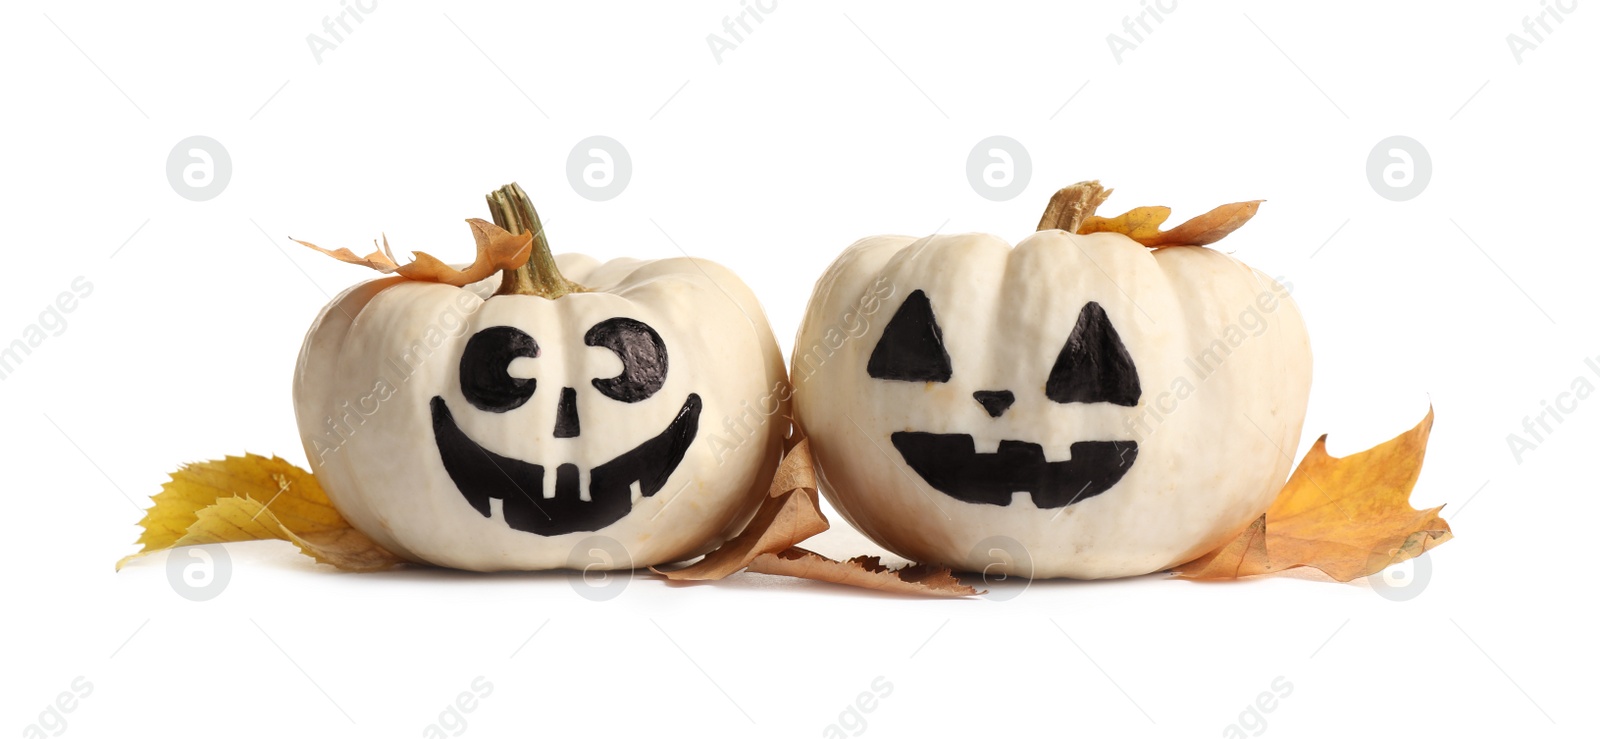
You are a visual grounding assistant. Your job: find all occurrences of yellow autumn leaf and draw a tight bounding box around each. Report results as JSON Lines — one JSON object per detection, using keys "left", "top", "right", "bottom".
{"left": 118, "top": 454, "right": 403, "bottom": 572}
{"left": 1174, "top": 408, "right": 1451, "bottom": 581}
{"left": 1080, "top": 200, "right": 1263, "bottom": 247}
{"left": 1078, "top": 205, "right": 1173, "bottom": 242}
{"left": 173, "top": 497, "right": 402, "bottom": 572}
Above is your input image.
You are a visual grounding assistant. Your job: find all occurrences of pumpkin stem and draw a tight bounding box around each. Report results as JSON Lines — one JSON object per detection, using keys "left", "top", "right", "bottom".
{"left": 1037, "top": 180, "right": 1114, "bottom": 233}
{"left": 487, "top": 182, "right": 585, "bottom": 298}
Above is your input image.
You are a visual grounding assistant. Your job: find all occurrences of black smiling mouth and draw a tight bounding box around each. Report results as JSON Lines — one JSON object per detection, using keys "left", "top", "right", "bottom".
{"left": 430, "top": 394, "right": 701, "bottom": 536}
{"left": 890, "top": 432, "right": 1137, "bottom": 509}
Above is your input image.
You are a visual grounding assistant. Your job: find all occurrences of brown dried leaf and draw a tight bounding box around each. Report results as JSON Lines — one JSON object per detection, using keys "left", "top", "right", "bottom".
{"left": 297, "top": 235, "right": 401, "bottom": 272}
{"left": 747, "top": 548, "right": 978, "bottom": 597}
{"left": 1079, "top": 200, "right": 1263, "bottom": 248}
{"left": 655, "top": 439, "right": 977, "bottom": 596}
{"left": 1174, "top": 408, "right": 1451, "bottom": 581}
{"left": 296, "top": 218, "right": 532, "bottom": 287}
{"left": 651, "top": 439, "right": 828, "bottom": 580}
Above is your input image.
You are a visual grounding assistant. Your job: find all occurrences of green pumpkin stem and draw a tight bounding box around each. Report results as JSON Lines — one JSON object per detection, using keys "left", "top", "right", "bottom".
{"left": 1037, "top": 180, "right": 1113, "bottom": 233}
{"left": 487, "top": 182, "right": 585, "bottom": 298}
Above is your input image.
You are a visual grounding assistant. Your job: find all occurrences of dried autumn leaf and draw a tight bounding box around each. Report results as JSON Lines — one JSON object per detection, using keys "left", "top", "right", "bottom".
{"left": 174, "top": 496, "right": 403, "bottom": 572}
{"left": 1076, "top": 205, "right": 1173, "bottom": 242}
{"left": 1079, "top": 200, "right": 1263, "bottom": 247}
{"left": 1172, "top": 514, "right": 1268, "bottom": 580}
{"left": 118, "top": 454, "right": 403, "bottom": 572}
{"left": 652, "top": 439, "right": 829, "bottom": 580}
{"left": 1037, "top": 181, "right": 1262, "bottom": 248}
{"left": 654, "top": 439, "right": 976, "bottom": 597}
{"left": 747, "top": 548, "right": 977, "bottom": 597}
{"left": 1173, "top": 407, "right": 1451, "bottom": 581}
{"left": 296, "top": 218, "right": 533, "bottom": 287}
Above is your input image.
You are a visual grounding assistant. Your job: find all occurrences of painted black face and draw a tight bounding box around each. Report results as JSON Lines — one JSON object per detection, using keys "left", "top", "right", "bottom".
{"left": 431, "top": 320, "right": 700, "bottom": 536}
{"left": 870, "top": 290, "right": 1140, "bottom": 509}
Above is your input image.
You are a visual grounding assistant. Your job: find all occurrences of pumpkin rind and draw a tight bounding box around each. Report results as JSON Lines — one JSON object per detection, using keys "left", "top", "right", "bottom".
{"left": 792, "top": 230, "right": 1312, "bottom": 579}
{"left": 294, "top": 254, "right": 788, "bottom": 571}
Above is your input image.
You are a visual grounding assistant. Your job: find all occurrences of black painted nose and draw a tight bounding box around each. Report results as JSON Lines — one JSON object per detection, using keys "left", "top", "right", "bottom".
{"left": 554, "top": 387, "right": 580, "bottom": 437}
{"left": 973, "top": 390, "right": 1015, "bottom": 418}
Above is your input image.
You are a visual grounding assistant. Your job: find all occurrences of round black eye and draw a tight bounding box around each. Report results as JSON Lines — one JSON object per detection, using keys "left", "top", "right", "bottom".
{"left": 460, "top": 326, "right": 539, "bottom": 412}
{"left": 586, "top": 317, "right": 667, "bottom": 403}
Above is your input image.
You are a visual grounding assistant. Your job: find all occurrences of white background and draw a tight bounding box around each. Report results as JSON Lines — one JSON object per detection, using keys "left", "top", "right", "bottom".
{"left": 2, "top": 1, "right": 1594, "bottom": 737}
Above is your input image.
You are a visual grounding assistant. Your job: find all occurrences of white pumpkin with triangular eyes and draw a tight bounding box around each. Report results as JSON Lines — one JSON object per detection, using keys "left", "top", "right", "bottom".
{"left": 791, "top": 184, "right": 1313, "bottom": 579}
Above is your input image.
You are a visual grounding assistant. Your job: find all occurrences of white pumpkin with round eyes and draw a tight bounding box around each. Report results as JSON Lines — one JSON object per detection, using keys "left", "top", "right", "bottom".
{"left": 792, "top": 186, "right": 1312, "bottom": 579}
{"left": 293, "top": 186, "right": 787, "bottom": 571}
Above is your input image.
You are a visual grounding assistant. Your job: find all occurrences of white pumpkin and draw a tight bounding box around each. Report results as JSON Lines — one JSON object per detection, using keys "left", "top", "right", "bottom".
{"left": 293, "top": 185, "right": 787, "bottom": 571}
{"left": 791, "top": 184, "right": 1312, "bottom": 579}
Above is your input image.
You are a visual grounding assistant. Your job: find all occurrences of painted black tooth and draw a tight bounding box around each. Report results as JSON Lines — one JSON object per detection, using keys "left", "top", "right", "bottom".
{"left": 556, "top": 464, "right": 580, "bottom": 499}
{"left": 995, "top": 440, "right": 1046, "bottom": 464}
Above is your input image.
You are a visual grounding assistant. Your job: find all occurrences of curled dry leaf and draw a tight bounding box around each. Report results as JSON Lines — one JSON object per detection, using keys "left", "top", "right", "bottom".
{"left": 747, "top": 548, "right": 978, "bottom": 597}
{"left": 653, "top": 439, "right": 975, "bottom": 597}
{"left": 296, "top": 218, "right": 533, "bottom": 287}
{"left": 1078, "top": 200, "right": 1263, "bottom": 248}
{"left": 1036, "top": 181, "right": 1262, "bottom": 248}
{"left": 118, "top": 454, "right": 403, "bottom": 572}
{"left": 651, "top": 439, "right": 829, "bottom": 581}
{"left": 1173, "top": 407, "right": 1451, "bottom": 581}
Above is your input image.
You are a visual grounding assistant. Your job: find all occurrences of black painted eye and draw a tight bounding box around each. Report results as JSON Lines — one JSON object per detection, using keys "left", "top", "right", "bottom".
{"left": 460, "top": 326, "right": 540, "bottom": 412}
{"left": 868, "top": 290, "right": 953, "bottom": 382}
{"left": 1046, "top": 302, "right": 1141, "bottom": 406}
{"left": 586, "top": 317, "right": 668, "bottom": 403}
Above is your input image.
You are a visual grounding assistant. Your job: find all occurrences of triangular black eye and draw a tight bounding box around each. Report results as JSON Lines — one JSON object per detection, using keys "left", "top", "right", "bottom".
{"left": 868, "top": 290, "right": 953, "bottom": 383}
{"left": 1046, "top": 302, "right": 1140, "bottom": 406}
